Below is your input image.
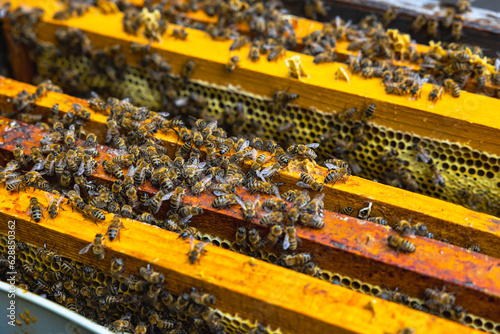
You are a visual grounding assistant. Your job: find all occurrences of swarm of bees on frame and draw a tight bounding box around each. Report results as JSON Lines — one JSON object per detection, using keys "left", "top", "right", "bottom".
{"left": 0, "top": 239, "right": 272, "bottom": 333}
{"left": 1, "top": 0, "right": 499, "bottom": 331}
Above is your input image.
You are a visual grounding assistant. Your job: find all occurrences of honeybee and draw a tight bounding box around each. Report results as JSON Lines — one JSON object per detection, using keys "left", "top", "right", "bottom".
{"left": 64, "top": 125, "right": 76, "bottom": 148}
{"left": 388, "top": 235, "right": 416, "bottom": 254}
{"left": 106, "top": 215, "right": 125, "bottom": 242}
{"left": 110, "top": 257, "right": 125, "bottom": 278}
{"left": 179, "top": 205, "right": 203, "bottom": 218}
{"left": 139, "top": 264, "right": 164, "bottom": 284}
{"left": 103, "top": 161, "right": 124, "bottom": 179}
{"left": 112, "top": 154, "right": 135, "bottom": 166}
{"left": 313, "top": 50, "right": 336, "bottom": 64}
{"left": 13, "top": 145, "right": 28, "bottom": 167}
{"left": 339, "top": 206, "right": 354, "bottom": 216}
{"left": 413, "top": 143, "right": 431, "bottom": 164}
{"left": 172, "top": 28, "right": 188, "bottom": 40}
{"left": 456, "top": 0, "right": 471, "bottom": 13}
{"left": 191, "top": 175, "right": 213, "bottom": 196}
{"left": 225, "top": 56, "right": 240, "bottom": 72}
{"left": 395, "top": 219, "right": 414, "bottom": 237}
{"left": 190, "top": 288, "right": 216, "bottom": 307}
{"left": 299, "top": 213, "right": 324, "bottom": 229}
{"left": 368, "top": 217, "right": 388, "bottom": 225}
{"left": 304, "top": 193, "right": 324, "bottom": 216}
{"left": 385, "top": 83, "right": 409, "bottom": 95}
{"left": 382, "top": 8, "right": 397, "bottom": 27}
{"left": 179, "top": 60, "right": 195, "bottom": 85}
{"left": 429, "top": 162, "right": 445, "bottom": 187}
{"left": 284, "top": 253, "right": 311, "bottom": 267}
{"left": 79, "top": 233, "right": 106, "bottom": 259}
{"left": 235, "top": 226, "right": 247, "bottom": 247}
{"left": 27, "top": 197, "right": 44, "bottom": 223}
{"left": 444, "top": 79, "right": 460, "bottom": 98}
{"left": 236, "top": 195, "right": 260, "bottom": 221}
{"left": 248, "top": 41, "right": 261, "bottom": 61}
{"left": 272, "top": 90, "right": 299, "bottom": 110}
{"left": 212, "top": 193, "right": 238, "bottom": 209}
{"left": 82, "top": 205, "right": 106, "bottom": 223}
{"left": 297, "top": 172, "right": 323, "bottom": 191}
{"left": 335, "top": 107, "right": 357, "bottom": 122}
{"left": 262, "top": 198, "right": 287, "bottom": 212}
{"left": 230, "top": 36, "right": 249, "bottom": 51}
{"left": 188, "top": 240, "right": 207, "bottom": 264}
{"left": 260, "top": 211, "right": 284, "bottom": 226}
{"left": 287, "top": 143, "right": 319, "bottom": 160}
{"left": 248, "top": 228, "right": 264, "bottom": 249}
{"left": 283, "top": 225, "right": 299, "bottom": 251}
{"left": 428, "top": 85, "right": 443, "bottom": 102}
{"left": 166, "top": 187, "right": 185, "bottom": 212}
{"left": 427, "top": 18, "right": 439, "bottom": 38}
{"left": 425, "top": 287, "right": 455, "bottom": 305}
{"left": 267, "top": 45, "right": 286, "bottom": 62}
{"left": 324, "top": 166, "right": 350, "bottom": 185}
{"left": 45, "top": 193, "right": 65, "bottom": 220}
{"left": 262, "top": 225, "right": 282, "bottom": 247}
{"left": 245, "top": 179, "right": 280, "bottom": 197}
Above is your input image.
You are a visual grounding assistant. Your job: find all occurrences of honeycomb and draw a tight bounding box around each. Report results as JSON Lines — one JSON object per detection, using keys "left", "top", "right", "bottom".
{"left": 0, "top": 234, "right": 281, "bottom": 334}
{"left": 195, "top": 232, "right": 500, "bottom": 334}
{"left": 34, "top": 47, "right": 500, "bottom": 217}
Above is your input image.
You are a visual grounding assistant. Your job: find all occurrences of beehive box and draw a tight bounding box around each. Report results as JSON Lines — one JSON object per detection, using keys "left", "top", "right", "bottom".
{"left": 0, "top": 0, "right": 500, "bottom": 333}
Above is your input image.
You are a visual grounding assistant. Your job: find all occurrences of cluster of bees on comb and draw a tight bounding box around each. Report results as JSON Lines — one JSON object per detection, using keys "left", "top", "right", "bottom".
{"left": 0, "top": 240, "right": 233, "bottom": 333}
{"left": 1, "top": 0, "right": 498, "bottom": 331}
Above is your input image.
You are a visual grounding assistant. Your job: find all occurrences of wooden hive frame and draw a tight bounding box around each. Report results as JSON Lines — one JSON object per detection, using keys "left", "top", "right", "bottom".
{"left": 3, "top": 0, "right": 500, "bottom": 218}
{"left": 0, "top": 0, "right": 500, "bottom": 333}
{"left": 0, "top": 77, "right": 499, "bottom": 333}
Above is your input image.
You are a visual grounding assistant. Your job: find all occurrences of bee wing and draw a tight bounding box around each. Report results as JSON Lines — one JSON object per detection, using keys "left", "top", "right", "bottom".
{"left": 213, "top": 190, "right": 227, "bottom": 197}
{"left": 161, "top": 190, "right": 176, "bottom": 201}
{"left": 56, "top": 195, "right": 66, "bottom": 207}
{"left": 90, "top": 91, "right": 101, "bottom": 100}
{"left": 32, "top": 163, "right": 45, "bottom": 171}
{"left": 235, "top": 196, "right": 246, "bottom": 209}
{"left": 180, "top": 215, "right": 193, "bottom": 225}
{"left": 238, "top": 140, "right": 250, "bottom": 152}
{"left": 305, "top": 143, "right": 319, "bottom": 149}
{"left": 296, "top": 181, "right": 311, "bottom": 189}
{"left": 215, "top": 175, "right": 226, "bottom": 184}
{"left": 67, "top": 124, "right": 75, "bottom": 136}
{"left": 44, "top": 192, "right": 54, "bottom": 205}
{"left": 335, "top": 15, "right": 341, "bottom": 28}
{"left": 78, "top": 243, "right": 93, "bottom": 255}
{"left": 314, "top": 193, "right": 325, "bottom": 201}
{"left": 325, "top": 163, "right": 340, "bottom": 170}
{"left": 283, "top": 232, "right": 290, "bottom": 250}
{"left": 251, "top": 148, "right": 258, "bottom": 161}
{"left": 6, "top": 178, "right": 21, "bottom": 185}
{"left": 255, "top": 170, "right": 267, "bottom": 183}
{"left": 74, "top": 184, "right": 81, "bottom": 195}
{"left": 201, "top": 174, "right": 213, "bottom": 186}
{"left": 206, "top": 120, "right": 218, "bottom": 131}
{"left": 174, "top": 97, "right": 189, "bottom": 107}
{"left": 77, "top": 161, "right": 85, "bottom": 176}
{"left": 419, "top": 77, "right": 429, "bottom": 87}
{"left": 253, "top": 194, "right": 260, "bottom": 208}
{"left": 495, "top": 58, "right": 500, "bottom": 73}
{"left": 127, "top": 165, "right": 136, "bottom": 178}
